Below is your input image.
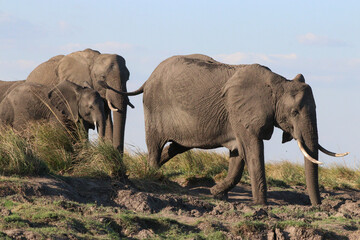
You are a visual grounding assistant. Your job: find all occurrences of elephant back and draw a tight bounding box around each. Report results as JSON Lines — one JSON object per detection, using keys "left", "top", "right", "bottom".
{"left": 0, "top": 80, "right": 25, "bottom": 103}
{"left": 27, "top": 55, "right": 65, "bottom": 85}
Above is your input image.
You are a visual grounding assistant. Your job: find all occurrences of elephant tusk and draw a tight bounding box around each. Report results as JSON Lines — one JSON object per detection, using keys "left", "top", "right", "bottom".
{"left": 94, "top": 121, "right": 97, "bottom": 131}
{"left": 107, "top": 100, "right": 119, "bottom": 112}
{"left": 318, "top": 144, "right": 349, "bottom": 157}
{"left": 297, "top": 140, "right": 323, "bottom": 165}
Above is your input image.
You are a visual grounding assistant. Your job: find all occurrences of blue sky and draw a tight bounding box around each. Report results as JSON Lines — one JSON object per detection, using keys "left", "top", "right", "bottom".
{"left": 1, "top": 1, "right": 359, "bottom": 168}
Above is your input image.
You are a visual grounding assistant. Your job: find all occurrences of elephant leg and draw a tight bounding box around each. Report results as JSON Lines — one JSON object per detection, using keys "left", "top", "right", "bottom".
{"left": 104, "top": 108, "right": 113, "bottom": 142}
{"left": 210, "top": 150, "right": 245, "bottom": 200}
{"left": 159, "top": 142, "right": 190, "bottom": 166}
{"left": 245, "top": 138, "right": 267, "bottom": 205}
{"left": 146, "top": 135, "right": 166, "bottom": 169}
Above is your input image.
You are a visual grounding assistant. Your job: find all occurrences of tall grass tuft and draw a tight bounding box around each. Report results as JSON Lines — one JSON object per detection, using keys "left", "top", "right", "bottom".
{"left": 0, "top": 122, "right": 127, "bottom": 180}
{"left": 162, "top": 150, "right": 229, "bottom": 182}
{"left": 123, "top": 151, "right": 164, "bottom": 181}
{"left": 0, "top": 126, "right": 48, "bottom": 176}
{"left": 266, "top": 161, "right": 306, "bottom": 186}
{"left": 73, "top": 140, "right": 127, "bottom": 180}
{"left": 28, "top": 123, "right": 77, "bottom": 174}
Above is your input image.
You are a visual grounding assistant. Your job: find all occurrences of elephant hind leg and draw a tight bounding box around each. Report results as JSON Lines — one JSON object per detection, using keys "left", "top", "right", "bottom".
{"left": 210, "top": 150, "right": 245, "bottom": 200}
{"left": 146, "top": 134, "right": 167, "bottom": 169}
{"left": 159, "top": 142, "right": 190, "bottom": 166}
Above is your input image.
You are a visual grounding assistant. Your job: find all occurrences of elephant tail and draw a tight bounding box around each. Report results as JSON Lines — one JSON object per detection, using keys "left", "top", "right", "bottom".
{"left": 123, "top": 84, "right": 144, "bottom": 96}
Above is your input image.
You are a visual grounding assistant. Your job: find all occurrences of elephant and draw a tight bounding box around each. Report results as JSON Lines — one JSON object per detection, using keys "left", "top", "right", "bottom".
{"left": 0, "top": 80, "right": 108, "bottom": 138}
{"left": 0, "top": 80, "right": 25, "bottom": 103}
{"left": 122, "top": 54, "right": 348, "bottom": 206}
{"left": 25, "top": 48, "right": 134, "bottom": 153}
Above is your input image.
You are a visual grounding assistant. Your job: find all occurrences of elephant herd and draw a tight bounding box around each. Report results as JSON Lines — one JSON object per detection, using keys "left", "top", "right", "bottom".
{"left": 0, "top": 49, "right": 348, "bottom": 206}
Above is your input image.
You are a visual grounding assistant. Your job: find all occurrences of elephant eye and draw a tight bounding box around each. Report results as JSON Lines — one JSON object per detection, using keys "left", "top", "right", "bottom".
{"left": 291, "top": 109, "right": 299, "bottom": 117}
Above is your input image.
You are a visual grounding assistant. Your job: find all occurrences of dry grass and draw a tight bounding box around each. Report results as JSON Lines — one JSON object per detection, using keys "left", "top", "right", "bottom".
{"left": 0, "top": 123, "right": 359, "bottom": 190}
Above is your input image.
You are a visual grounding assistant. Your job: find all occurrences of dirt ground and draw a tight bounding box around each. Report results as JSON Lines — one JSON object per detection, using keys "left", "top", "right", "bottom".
{"left": 1, "top": 176, "right": 360, "bottom": 239}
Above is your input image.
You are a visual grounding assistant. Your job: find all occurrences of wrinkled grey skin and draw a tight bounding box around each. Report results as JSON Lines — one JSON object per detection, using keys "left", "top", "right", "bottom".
{"left": 26, "top": 49, "right": 130, "bottom": 153}
{"left": 0, "top": 81, "right": 106, "bottom": 138}
{"left": 125, "top": 54, "right": 323, "bottom": 206}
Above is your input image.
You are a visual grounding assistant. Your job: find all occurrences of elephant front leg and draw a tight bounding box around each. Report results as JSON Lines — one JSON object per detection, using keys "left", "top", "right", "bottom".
{"left": 210, "top": 150, "right": 245, "bottom": 200}
{"left": 245, "top": 138, "right": 267, "bottom": 205}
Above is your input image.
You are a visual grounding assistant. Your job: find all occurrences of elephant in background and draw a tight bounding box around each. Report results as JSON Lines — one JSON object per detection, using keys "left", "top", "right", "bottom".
{"left": 123, "top": 54, "right": 348, "bottom": 206}
{"left": 26, "top": 49, "right": 133, "bottom": 153}
{"left": 0, "top": 80, "right": 107, "bottom": 138}
{"left": 0, "top": 80, "right": 25, "bottom": 103}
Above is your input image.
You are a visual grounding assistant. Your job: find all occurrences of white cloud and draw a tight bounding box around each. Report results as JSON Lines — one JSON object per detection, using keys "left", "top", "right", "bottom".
{"left": 298, "top": 33, "right": 348, "bottom": 47}
{"left": 215, "top": 52, "right": 297, "bottom": 65}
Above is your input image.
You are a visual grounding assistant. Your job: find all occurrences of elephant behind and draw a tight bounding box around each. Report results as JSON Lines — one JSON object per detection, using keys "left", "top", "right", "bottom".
{"left": 0, "top": 80, "right": 25, "bottom": 103}
{"left": 0, "top": 80, "right": 107, "bottom": 138}
{"left": 124, "top": 54, "right": 348, "bottom": 206}
{"left": 26, "top": 49, "right": 132, "bottom": 153}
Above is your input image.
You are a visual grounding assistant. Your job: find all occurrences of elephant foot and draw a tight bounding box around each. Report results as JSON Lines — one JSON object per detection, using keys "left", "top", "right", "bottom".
{"left": 210, "top": 185, "right": 229, "bottom": 201}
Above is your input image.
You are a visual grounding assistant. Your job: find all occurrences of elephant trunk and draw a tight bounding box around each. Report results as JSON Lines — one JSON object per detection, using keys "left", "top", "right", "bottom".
{"left": 106, "top": 84, "right": 127, "bottom": 154}
{"left": 298, "top": 116, "right": 321, "bottom": 205}
{"left": 97, "top": 119, "right": 105, "bottom": 139}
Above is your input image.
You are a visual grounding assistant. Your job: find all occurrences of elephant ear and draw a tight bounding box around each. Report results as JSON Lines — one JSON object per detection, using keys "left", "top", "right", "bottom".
{"left": 223, "top": 65, "right": 275, "bottom": 139}
{"left": 48, "top": 80, "right": 82, "bottom": 122}
{"left": 57, "top": 49, "right": 100, "bottom": 84}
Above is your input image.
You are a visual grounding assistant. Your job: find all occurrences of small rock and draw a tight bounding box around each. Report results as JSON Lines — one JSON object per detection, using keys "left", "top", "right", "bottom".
{"left": 191, "top": 209, "right": 201, "bottom": 217}
{"left": 252, "top": 208, "right": 268, "bottom": 219}
{"left": 135, "top": 229, "right": 155, "bottom": 239}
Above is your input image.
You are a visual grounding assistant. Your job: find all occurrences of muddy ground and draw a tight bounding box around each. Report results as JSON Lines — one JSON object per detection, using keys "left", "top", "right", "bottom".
{"left": 0, "top": 176, "right": 359, "bottom": 239}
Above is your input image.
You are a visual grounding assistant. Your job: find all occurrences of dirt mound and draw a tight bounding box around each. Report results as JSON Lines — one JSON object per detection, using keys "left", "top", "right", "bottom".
{"left": 1, "top": 176, "right": 359, "bottom": 239}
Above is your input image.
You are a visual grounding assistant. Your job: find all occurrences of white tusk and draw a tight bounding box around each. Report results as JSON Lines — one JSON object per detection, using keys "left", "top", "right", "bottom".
{"left": 94, "top": 121, "right": 97, "bottom": 129}
{"left": 318, "top": 144, "right": 349, "bottom": 157}
{"left": 107, "top": 100, "right": 119, "bottom": 112}
{"left": 297, "top": 140, "right": 323, "bottom": 165}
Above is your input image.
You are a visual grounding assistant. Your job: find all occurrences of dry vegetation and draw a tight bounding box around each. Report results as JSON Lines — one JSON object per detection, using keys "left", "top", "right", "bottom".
{"left": 0, "top": 123, "right": 360, "bottom": 239}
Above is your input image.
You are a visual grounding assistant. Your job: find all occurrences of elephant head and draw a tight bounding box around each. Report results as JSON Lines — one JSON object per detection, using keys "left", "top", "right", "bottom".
{"left": 223, "top": 65, "right": 348, "bottom": 205}
{"left": 48, "top": 81, "right": 106, "bottom": 138}
{"left": 26, "top": 49, "right": 132, "bottom": 153}
{"left": 274, "top": 74, "right": 347, "bottom": 205}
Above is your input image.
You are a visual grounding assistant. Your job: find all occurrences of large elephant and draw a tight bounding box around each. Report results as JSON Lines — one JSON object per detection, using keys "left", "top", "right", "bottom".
{"left": 0, "top": 80, "right": 25, "bottom": 103}
{"left": 0, "top": 80, "right": 107, "bottom": 138}
{"left": 123, "top": 54, "right": 348, "bottom": 205}
{"left": 26, "top": 49, "right": 133, "bottom": 153}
